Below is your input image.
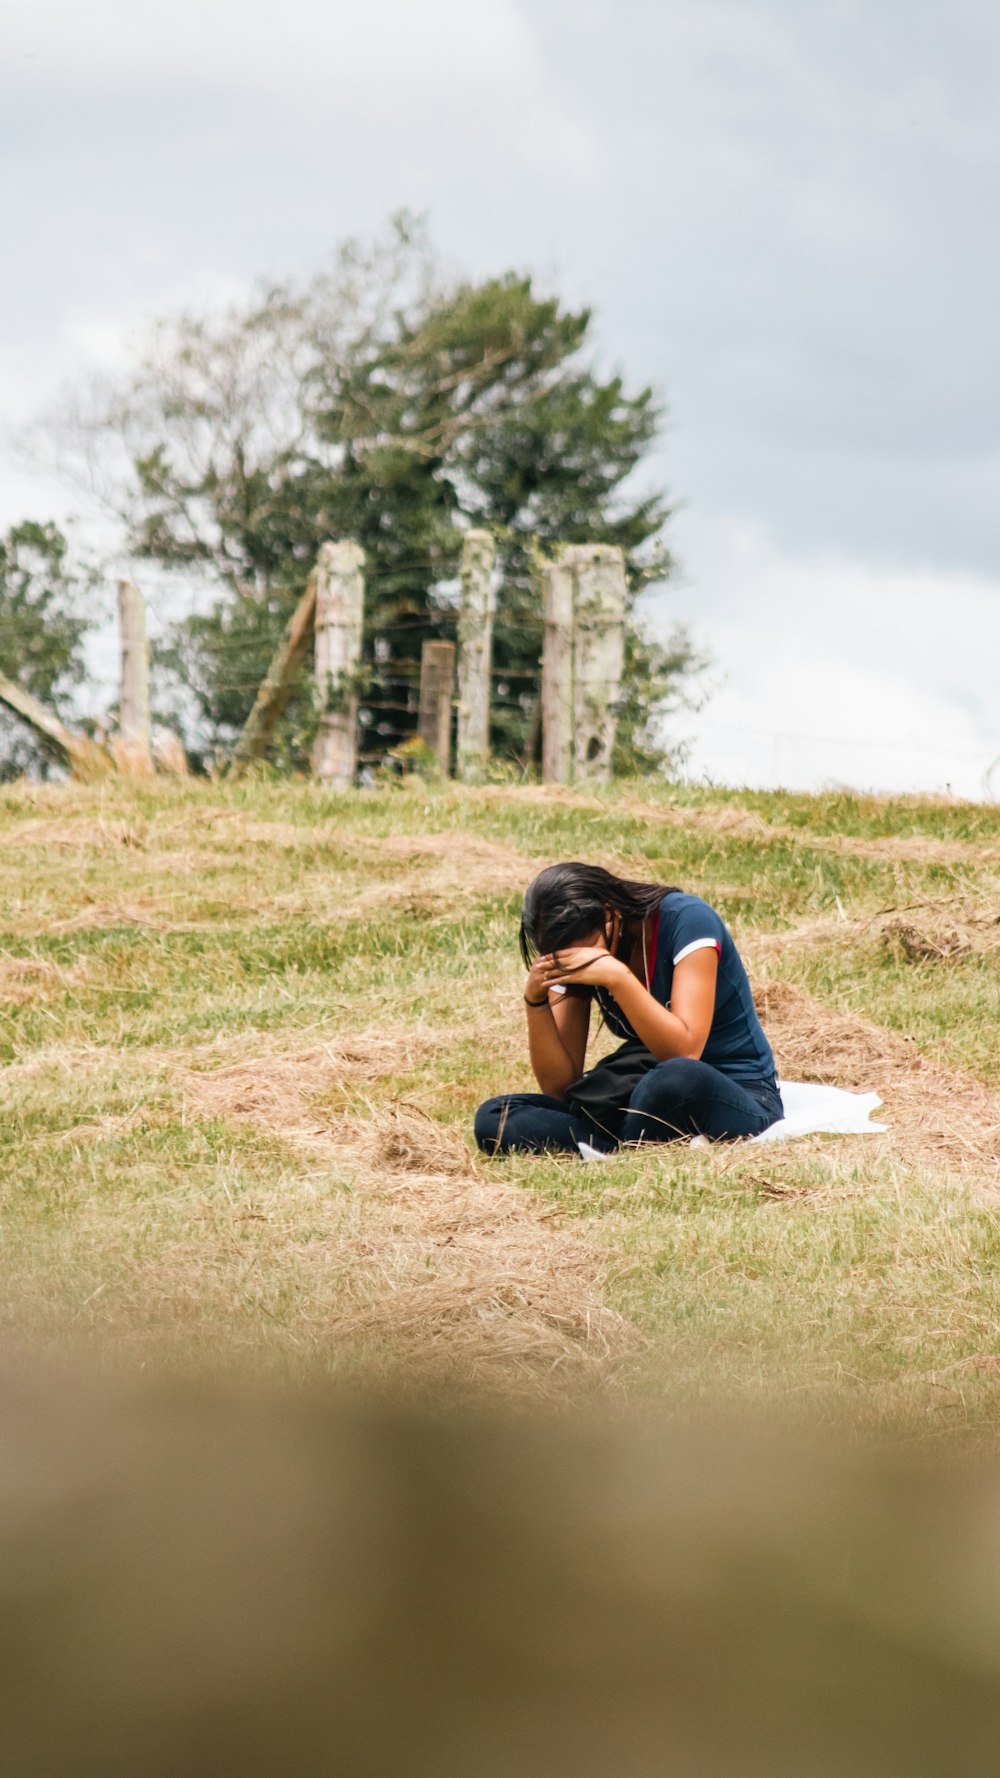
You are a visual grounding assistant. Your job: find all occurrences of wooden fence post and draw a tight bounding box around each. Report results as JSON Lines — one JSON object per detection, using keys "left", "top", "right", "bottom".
{"left": 456, "top": 529, "right": 496, "bottom": 780}
{"left": 417, "top": 640, "right": 455, "bottom": 775}
{"left": 115, "top": 580, "right": 152, "bottom": 776}
{"left": 229, "top": 575, "right": 318, "bottom": 778}
{"left": 565, "top": 544, "right": 626, "bottom": 782}
{"left": 313, "top": 541, "right": 366, "bottom": 789}
{"left": 540, "top": 560, "right": 574, "bottom": 785}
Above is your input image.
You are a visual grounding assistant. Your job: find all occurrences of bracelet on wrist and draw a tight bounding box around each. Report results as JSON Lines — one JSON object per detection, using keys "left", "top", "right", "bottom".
{"left": 523, "top": 994, "right": 548, "bottom": 1008}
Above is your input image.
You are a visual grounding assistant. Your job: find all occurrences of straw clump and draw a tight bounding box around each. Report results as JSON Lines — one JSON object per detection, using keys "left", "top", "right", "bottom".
{"left": 0, "top": 955, "right": 89, "bottom": 1005}
{"left": 878, "top": 898, "right": 1000, "bottom": 965}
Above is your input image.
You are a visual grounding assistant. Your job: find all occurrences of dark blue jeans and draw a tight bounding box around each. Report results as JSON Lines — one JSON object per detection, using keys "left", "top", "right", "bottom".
{"left": 474, "top": 1059, "right": 783, "bottom": 1155}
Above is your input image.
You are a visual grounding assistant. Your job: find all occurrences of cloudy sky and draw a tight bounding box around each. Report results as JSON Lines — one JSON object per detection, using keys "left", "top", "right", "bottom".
{"left": 3, "top": 0, "right": 999, "bottom": 795}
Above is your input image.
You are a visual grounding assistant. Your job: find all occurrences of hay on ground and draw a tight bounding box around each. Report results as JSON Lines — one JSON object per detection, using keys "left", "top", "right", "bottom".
{"left": 175, "top": 1061, "right": 639, "bottom": 1393}
{"left": 47, "top": 900, "right": 201, "bottom": 934}
{"left": 348, "top": 1102, "right": 472, "bottom": 1175}
{"left": 4, "top": 815, "right": 148, "bottom": 852}
{"left": 346, "top": 834, "right": 538, "bottom": 911}
{"left": 0, "top": 956, "right": 88, "bottom": 1005}
{"left": 876, "top": 897, "right": 1000, "bottom": 964}
{"left": 754, "top": 980, "right": 1000, "bottom": 1176}
{"left": 178, "top": 1036, "right": 431, "bottom": 1147}
{"left": 747, "top": 896, "right": 1000, "bottom": 970}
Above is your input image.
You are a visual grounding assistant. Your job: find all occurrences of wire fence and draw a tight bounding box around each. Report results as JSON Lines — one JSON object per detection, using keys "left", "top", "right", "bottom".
{"left": 131, "top": 562, "right": 548, "bottom": 740}
{"left": 9, "top": 552, "right": 1000, "bottom": 798}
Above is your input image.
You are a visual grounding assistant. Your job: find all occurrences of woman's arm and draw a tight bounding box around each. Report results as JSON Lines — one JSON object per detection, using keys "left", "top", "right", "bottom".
{"left": 523, "top": 957, "right": 592, "bottom": 1097}
{"left": 546, "top": 946, "right": 719, "bottom": 1062}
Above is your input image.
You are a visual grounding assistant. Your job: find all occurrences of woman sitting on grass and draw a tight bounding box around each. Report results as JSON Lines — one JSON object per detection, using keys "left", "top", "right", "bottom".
{"left": 475, "top": 862, "right": 782, "bottom": 1155}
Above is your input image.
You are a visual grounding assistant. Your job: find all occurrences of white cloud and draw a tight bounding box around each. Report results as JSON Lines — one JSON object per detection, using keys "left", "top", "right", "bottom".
{"left": 657, "top": 512, "right": 1000, "bottom": 797}
{"left": 7, "top": 0, "right": 520, "bottom": 89}
{"left": 688, "top": 662, "right": 993, "bottom": 799}
{"left": 4, "top": 0, "right": 593, "bottom": 171}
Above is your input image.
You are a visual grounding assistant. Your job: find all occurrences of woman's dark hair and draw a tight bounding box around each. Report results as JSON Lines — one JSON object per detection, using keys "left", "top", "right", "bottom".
{"left": 519, "top": 862, "right": 679, "bottom": 968}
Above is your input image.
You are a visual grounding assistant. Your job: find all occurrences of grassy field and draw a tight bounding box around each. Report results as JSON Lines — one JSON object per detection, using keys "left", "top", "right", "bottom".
{"left": 2, "top": 772, "right": 999, "bottom": 1441}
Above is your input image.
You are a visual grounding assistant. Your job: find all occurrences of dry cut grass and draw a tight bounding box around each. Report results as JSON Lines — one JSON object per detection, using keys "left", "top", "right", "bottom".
{"left": 755, "top": 979, "right": 1000, "bottom": 1177}
{"left": 177, "top": 1039, "right": 638, "bottom": 1395}
{"left": 0, "top": 955, "right": 91, "bottom": 1005}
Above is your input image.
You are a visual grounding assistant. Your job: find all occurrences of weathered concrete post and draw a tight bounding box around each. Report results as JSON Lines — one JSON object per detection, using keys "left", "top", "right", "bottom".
{"left": 116, "top": 580, "right": 153, "bottom": 776}
{"left": 456, "top": 529, "right": 496, "bottom": 780}
{"left": 540, "top": 559, "right": 574, "bottom": 785}
{"left": 540, "top": 546, "right": 627, "bottom": 784}
{"left": 565, "top": 544, "right": 627, "bottom": 781}
{"left": 313, "top": 541, "right": 365, "bottom": 789}
{"left": 417, "top": 640, "right": 455, "bottom": 775}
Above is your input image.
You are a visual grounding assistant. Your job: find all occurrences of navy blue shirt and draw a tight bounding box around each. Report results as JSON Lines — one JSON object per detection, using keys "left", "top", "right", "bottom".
{"left": 595, "top": 891, "right": 775, "bottom": 1083}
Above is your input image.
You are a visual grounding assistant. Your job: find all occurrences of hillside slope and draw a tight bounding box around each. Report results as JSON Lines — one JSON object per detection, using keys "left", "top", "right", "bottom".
{"left": 2, "top": 775, "right": 998, "bottom": 1438}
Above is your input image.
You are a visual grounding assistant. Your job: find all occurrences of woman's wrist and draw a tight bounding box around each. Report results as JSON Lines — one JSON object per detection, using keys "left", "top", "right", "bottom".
{"left": 524, "top": 992, "right": 549, "bottom": 1008}
{"left": 600, "top": 957, "right": 632, "bottom": 997}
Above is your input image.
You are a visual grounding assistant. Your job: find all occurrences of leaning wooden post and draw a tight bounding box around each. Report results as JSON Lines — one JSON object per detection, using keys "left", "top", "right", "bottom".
{"left": 115, "top": 580, "right": 152, "bottom": 776}
{"left": 417, "top": 640, "right": 455, "bottom": 775}
{"left": 565, "top": 544, "right": 627, "bottom": 781}
{"left": 540, "top": 559, "right": 574, "bottom": 784}
{"left": 455, "top": 529, "right": 496, "bottom": 780}
{"left": 228, "top": 574, "right": 318, "bottom": 778}
{"left": 313, "top": 541, "right": 365, "bottom": 789}
{"left": 0, "top": 673, "right": 108, "bottom": 778}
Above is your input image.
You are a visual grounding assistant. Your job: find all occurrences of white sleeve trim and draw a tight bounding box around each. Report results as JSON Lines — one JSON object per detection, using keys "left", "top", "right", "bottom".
{"left": 673, "top": 937, "right": 721, "bottom": 965}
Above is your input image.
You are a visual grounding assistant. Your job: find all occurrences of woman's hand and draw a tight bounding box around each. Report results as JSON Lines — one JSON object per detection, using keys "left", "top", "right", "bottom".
{"left": 546, "top": 945, "right": 625, "bottom": 991}
{"left": 523, "top": 954, "right": 555, "bottom": 1006}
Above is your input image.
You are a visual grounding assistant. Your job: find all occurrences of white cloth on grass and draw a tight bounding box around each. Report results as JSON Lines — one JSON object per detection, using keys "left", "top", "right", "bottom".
{"left": 749, "top": 1080, "right": 887, "bottom": 1144}
{"left": 577, "top": 1080, "right": 887, "bottom": 1160}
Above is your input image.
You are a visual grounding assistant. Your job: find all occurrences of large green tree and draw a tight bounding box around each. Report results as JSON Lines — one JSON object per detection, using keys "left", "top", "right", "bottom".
{"left": 65, "top": 218, "right": 699, "bottom": 770}
{"left": 0, "top": 521, "right": 91, "bottom": 780}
